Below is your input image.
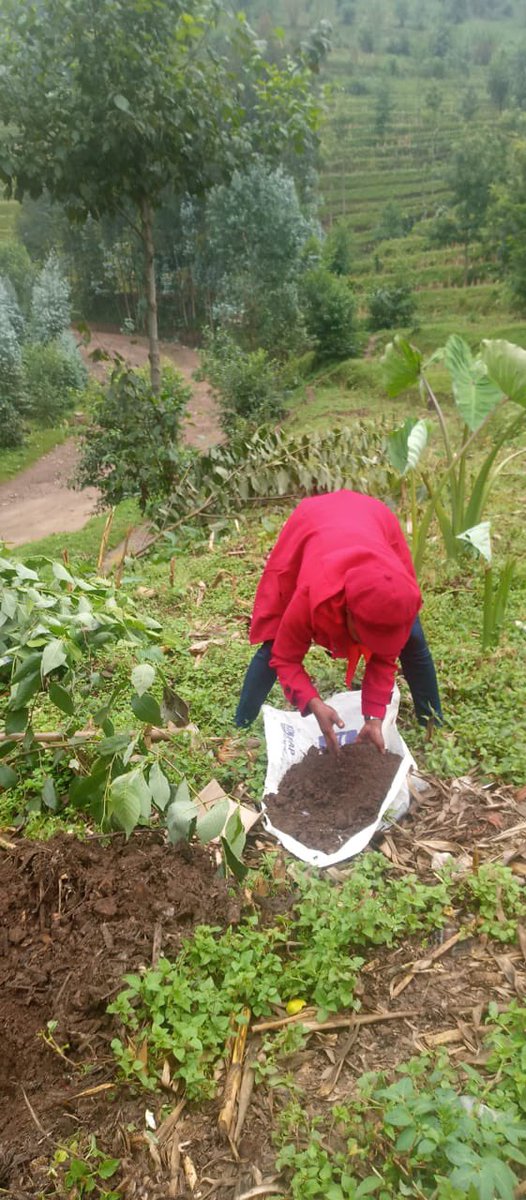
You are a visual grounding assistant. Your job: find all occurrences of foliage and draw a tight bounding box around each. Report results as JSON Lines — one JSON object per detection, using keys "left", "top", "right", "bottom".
{"left": 22, "top": 335, "right": 87, "bottom": 426}
{"left": 383, "top": 334, "right": 526, "bottom": 573}
{"left": 49, "top": 1138, "right": 120, "bottom": 1200}
{"left": 277, "top": 1047, "right": 526, "bottom": 1199}
{"left": 367, "top": 282, "right": 416, "bottom": 331}
{"left": 446, "top": 136, "right": 501, "bottom": 281}
{"left": 301, "top": 268, "right": 358, "bottom": 362}
{"left": 0, "top": 239, "right": 34, "bottom": 313}
{"left": 158, "top": 421, "right": 396, "bottom": 526}
{"left": 0, "top": 288, "right": 24, "bottom": 448}
{"left": 0, "top": 0, "right": 321, "bottom": 390}
{"left": 109, "top": 853, "right": 455, "bottom": 1099}
{"left": 322, "top": 219, "right": 353, "bottom": 277}
{"left": 75, "top": 364, "right": 189, "bottom": 511}
{"left": 30, "top": 251, "right": 71, "bottom": 343}
{"left": 201, "top": 160, "right": 316, "bottom": 354}
{"left": 459, "top": 862, "right": 526, "bottom": 942}
{"left": 490, "top": 141, "right": 526, "bottom": 310}
{"left": 0, "top": 274, "right": 24, "bottom": 340}
{"left": 201, "top": 331, "right": 285, "bottom": 432}
{"left": 373, "top": 201, "right": 412, "bottom": 243}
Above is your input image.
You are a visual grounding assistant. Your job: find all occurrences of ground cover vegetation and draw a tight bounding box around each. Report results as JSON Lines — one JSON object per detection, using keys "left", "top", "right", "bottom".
{"left": 1, "top": 0, "right": 526, "bottom": 1197}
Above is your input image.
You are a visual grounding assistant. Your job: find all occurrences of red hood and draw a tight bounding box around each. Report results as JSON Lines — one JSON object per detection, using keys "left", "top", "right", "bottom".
{"left": 309, "top": 544, "right": 422, "bottom": 657}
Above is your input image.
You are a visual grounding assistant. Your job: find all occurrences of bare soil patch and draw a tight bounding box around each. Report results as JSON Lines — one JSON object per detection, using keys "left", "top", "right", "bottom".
{"left": 0, "top": 832, "right": 239, "bottom": 1193}
{"left": 265, "top": 742, "right": 402, "bottom": 853}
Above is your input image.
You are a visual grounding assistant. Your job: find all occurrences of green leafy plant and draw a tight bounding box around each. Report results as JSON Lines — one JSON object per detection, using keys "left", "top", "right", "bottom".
{"left": 22, "top": 336, "right": 87, "bottom": 426}
{"left": 201, "top": 330, "right": 286, "bottom": 432}
{"left": 49, "top": 1136, "right": 120, "bottom": 1199}
{"left": 384, "top": 334, "right": 526, "bottom": 574}
{"left": 459, "top": 862, "right": 526, "bottom": 943}
{"left": 30, "top": 250, "right": 71, "bottom": 343}
{"left": 301, "top": 267, "right": 358, "bottom": 362}
{"left": 277, "top": 1043, "right": 526, "bottom": 1199}
{"left": 159, "top": 421, "right": 396, "bottom": 527}
{"left": 456, "top": 521, "right": 516, "bottom": 649}
{"left": 367, "top": 281, "right": 416, "bottom": 331}
{"left": 75, "top": 364, "right": 190, "bottom": 511}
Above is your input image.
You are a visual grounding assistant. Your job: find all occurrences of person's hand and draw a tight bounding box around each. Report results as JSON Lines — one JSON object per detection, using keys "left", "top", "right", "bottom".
{"left": 356, "top": 718, "right": 386, "bottom": 754}
{"left": 309, "top": 698, "right": 344, "bottom": 754}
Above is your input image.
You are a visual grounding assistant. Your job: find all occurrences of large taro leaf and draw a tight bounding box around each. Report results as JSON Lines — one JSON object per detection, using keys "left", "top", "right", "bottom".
{"left": 481, "top": 338, "right": 526, "bottom": 408}
{"left": 382, "top": 336, "right": 422, "bottom": 398}
{"left": 387, "top": 418, "right": 428, "bottom": 475}
{"left": 444, "top": 335, "right": 503, "bottom": 432}
{"left": 457, "top": 521, "right": 492, "bottom": 564}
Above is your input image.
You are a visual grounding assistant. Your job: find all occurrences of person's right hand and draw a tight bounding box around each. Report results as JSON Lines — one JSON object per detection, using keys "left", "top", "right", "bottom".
{"left": 308, "top": 698, "right": 344, "bottom": 754}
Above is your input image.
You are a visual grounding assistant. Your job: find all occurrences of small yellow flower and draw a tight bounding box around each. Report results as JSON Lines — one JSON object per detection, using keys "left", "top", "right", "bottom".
{"left": 286, "top": 998, "right": 307, "bottom": 1016}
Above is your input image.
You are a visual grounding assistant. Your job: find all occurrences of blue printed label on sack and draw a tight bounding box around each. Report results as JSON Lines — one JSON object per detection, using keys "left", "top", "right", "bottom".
{"left": 281, "top": 723, "right": 296, "bottom": 758}
{"left": 318, "top": 728, "right": 358, "bottom": 751}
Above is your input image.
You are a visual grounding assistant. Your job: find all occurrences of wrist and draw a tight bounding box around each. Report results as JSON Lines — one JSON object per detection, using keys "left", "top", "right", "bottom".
{"left": 363, "top": 715, "right": 381, "bottom": 723}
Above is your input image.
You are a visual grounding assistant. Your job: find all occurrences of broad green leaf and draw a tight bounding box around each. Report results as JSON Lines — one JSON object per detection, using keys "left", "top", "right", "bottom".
{"left": 382, "top": 336, "right": 422, "bottom": 398}
{"left": 131, "top": 663, "right": 156, "bottom": 696}
{"left": 49, "top": 681, "right": 76, "bottom": 716}
{"left": 196, "top": 798, "right": 230, "bottom": 843}
{"left": 166, "top": 793, "right": 197, "bottom": 844}
{"left": 5, "top": 708, "right": 28, "bottom": 735}
{"left": 11, "top": 670, "right": 41, "bottom": 709}
{"left": 11, "top": 652, "right": 42, "bottom": 683}
{"left": 387, "top": 418, "right": 428, "bottom": 475}
{"left": 482, "top": 338, "right": 526, "bottom": 407}
{"left": 444, "top": 335, "right": 503, "bottom": 431}
{"left": 131, "top": 692, "right": 162, "bottom": 726}
{"left": 114, "top": 93, "right": 131, "bottom": 112}
{"left": 0, "top": 764, "right": 17, "bottom": 790}
{"left": 41, "top": 638, "right": 67, "bottom": 676}
{"left": 98, "top": 733, "right": 133, "bottom": 757}
{"left": 52, "top": 562, "right": 75, "bottom": 585}
{"left": 149, "top": 761, "right": 171, "bottom": 811}
{"left": 109, "top": 769, "right": 150, "bottom": 838}
{"left": 42, "top": 777, "right": 58, "bottom": 811}
{"left": 221, "top": 835, "right": 248, "bottom": 880}
{"left": 355, "top": 1178, "right": 381, "bottom": 1196}
{"left": 457, "top": 521, "right": 492, "bottom": 563}
{"left": 395, "top": 1125, "right": 417, "bottom": 1152}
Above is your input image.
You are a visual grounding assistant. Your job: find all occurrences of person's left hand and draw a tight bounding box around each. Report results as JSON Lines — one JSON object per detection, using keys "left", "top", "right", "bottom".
{"left": 356, "top": 718, "right": 385, "bottom": 754}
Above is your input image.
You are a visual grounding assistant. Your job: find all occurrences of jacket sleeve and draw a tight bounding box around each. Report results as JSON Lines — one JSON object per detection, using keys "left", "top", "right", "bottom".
{"left": 269, "top": 587, "right": 320, "bottom": 716}
{"left": 361, "top": 653, "right": 398, "bottom": 719}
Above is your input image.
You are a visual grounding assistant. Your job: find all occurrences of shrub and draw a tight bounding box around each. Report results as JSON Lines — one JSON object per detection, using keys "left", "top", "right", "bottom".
{"left": 322, "top": 220, "right": 353, "bottom": 277}
{"left": 301, "top": 268, "right": 358, "bottom": 362}
{"left": 30, "top": 251, "right": 71, "bottom": 343}
{"left": 0, "top": 275, "right": 24, "bottom": 341}
{"left": 0, "top": 240, "right": 34, "bottom": 313}
{"left": 22, "top": 336, "right": 87, "bottom": 426}
{"left": 0, "top": 302, "right": 24, "bottom": 448}
{"left": 75, "top": 365, "right": 189, "bottom": 511}
{"left": 367, "top": 282, "right": 417, "bottom": 331}
{"left": 202, "top": 331, "right": 285, "bottom": 433}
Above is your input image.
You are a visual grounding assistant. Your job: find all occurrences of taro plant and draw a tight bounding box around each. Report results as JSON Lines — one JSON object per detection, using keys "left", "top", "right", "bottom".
{"left": 0, "top": 553, "right": 244, "bottom": 871}
{"left": 383, "top": 335, "right": 526, "bottom": 574}
{"left": 456, "top": 522, "right": 516, "bottom": 650}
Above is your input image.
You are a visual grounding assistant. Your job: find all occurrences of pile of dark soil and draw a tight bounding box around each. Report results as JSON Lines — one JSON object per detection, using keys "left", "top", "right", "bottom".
{"left": 265, "top": 742, "right": 403, "bottom": 853}
{"left": 0, "top": 831, "right": 239, "bottom": 1194}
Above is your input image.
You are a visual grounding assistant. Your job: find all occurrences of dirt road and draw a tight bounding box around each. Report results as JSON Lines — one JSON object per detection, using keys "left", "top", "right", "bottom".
{"left": 0, "top": 333, "right": 220, "bottom": 548}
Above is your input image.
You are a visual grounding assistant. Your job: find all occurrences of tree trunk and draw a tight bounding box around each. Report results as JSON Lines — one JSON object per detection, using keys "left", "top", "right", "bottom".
{"left": 463, "top": 240, "right": 469, "bottom": 288}
{"left": 141, "top": 198, "right": 161, "bottom": 394}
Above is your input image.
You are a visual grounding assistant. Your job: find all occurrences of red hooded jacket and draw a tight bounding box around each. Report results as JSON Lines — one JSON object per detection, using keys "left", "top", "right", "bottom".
{"left": 250, "top": 490, "right": 422, "bottom": 719}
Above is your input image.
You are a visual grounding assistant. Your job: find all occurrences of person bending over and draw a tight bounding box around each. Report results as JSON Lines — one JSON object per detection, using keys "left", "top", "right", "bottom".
{"left": 235, "top": 490, "right": 442, "bottom": 753}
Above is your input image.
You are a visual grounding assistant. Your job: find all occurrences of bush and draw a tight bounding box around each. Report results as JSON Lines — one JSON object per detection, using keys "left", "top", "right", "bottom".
{"left": 75, "top": 365, "right": 189, "bottom": 511}
{"left": 0, "top": 303, "right": 24, "bottom": 448}
{"left": 30, "top": 251, "right": 71, "bottom": 343}
{"left": 0, "top": 276, "right": 24, "bottom": 341}
{"left": 322, "top": 220, "right": 353, "bottom": 276}
{"left": 301, "top": 268, "right": 358, "bottom": 362}
{"left": 202, "top": 331, "right": 285, "bottom": 433}
{"left": 22, "top": 336, "right": 87, "bottom": 426}
{"left": 367, "top": 282, "right": 417, "bottom": 331}
{"left": 0, "top": 240, "right": 34, "bottom": 313}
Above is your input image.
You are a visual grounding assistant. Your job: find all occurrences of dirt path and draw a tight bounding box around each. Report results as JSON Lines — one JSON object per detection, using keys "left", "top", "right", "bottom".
{"left": 0, "top": 332, "right": 220, "bottom": 548}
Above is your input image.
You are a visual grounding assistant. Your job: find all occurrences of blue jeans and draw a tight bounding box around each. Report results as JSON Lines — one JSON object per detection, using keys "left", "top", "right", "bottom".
{"left": 235, "top": 616, "right": 442, "bottom": 728}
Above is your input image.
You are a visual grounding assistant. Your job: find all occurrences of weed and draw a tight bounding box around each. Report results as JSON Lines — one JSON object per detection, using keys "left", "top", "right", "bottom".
{"left": 459, "top": 863, "right": 526, "bottom": 943}
{"left": 48, "top": 1136, "right": 120, "bottom": 1199}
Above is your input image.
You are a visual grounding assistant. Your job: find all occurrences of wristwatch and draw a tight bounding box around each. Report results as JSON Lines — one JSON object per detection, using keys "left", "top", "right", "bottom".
{"left": 363, "top": 715, "right": 378, "bottom": 722}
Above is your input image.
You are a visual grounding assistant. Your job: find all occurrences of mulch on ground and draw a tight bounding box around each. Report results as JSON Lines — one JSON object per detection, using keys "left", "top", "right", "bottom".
{"left": 265, "top": 742, "right": 402, "bottom": 852}
{"left": 0, "top": 832, "right": 239, "bottom": 1196}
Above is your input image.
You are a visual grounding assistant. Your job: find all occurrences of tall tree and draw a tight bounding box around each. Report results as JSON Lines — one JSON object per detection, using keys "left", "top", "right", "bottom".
{"left": 447, "top": 136, "right": 499, "bottom": 285}
{"left": 0, "top": 0, "right": 320, "bottom": 391}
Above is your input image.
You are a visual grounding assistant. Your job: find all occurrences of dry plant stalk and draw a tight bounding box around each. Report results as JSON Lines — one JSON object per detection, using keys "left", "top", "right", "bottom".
{"left": 97, "top": 507, "right": 115, "bottom": 573}
{"left": 218, "top": 1009, "right": 250, "bottom": 1140}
